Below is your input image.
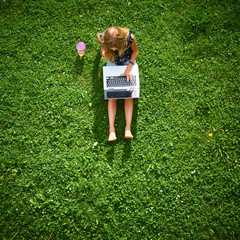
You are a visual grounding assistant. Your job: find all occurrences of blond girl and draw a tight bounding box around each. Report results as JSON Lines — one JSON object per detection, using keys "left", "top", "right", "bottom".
{"left": 97, "top": 27, "right": 138, "bottom": 141}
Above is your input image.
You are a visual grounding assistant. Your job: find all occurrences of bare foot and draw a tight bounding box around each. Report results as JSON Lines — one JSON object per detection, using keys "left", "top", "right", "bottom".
{"left": 125, "top": 129, "right": 133, "bottom": 139}
{"left": 108, "top": 132, "right": 117, "bottom": 141}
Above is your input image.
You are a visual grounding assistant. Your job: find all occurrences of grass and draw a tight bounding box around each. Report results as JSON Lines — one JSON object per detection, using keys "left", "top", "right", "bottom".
{"left": 0, "top": 0, "right": 239, "bottom": 239}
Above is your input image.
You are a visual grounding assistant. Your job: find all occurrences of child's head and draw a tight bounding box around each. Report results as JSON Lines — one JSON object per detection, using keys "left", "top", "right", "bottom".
{"left": 103, "top": 27, "right": 129, "bottom": 62}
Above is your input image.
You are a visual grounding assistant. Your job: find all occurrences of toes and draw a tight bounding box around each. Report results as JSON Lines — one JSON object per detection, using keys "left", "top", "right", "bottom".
{"left": 125, "top": 130, "right": 133, "bottom": 139}
{"left": 108, "top": 132, "right": 117, "bottom": 141}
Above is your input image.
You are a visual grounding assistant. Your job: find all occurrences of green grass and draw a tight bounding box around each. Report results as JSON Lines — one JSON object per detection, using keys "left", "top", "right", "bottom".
{"left": 1, "top": 0, "right": 239, "bottom": 239}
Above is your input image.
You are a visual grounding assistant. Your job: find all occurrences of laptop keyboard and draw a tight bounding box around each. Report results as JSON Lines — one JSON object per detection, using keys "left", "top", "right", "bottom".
{"left": 106, "top": 76, "right": 137, "bottom": 87}
{"left": 107, "top": 90, "right": 133, "bottom": 99}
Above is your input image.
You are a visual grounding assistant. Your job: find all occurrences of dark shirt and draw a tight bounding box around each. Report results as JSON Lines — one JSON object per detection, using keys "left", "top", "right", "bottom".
{"left": 114, "top": 30, "right": 133, "bottom": 65}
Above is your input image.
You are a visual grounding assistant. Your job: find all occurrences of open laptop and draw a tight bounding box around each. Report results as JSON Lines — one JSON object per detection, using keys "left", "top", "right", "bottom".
{"left": 103, "top": 64, "right": 140, "bottom": 100}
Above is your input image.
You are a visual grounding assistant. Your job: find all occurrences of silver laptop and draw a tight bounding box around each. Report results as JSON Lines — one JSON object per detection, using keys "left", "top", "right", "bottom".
{"left": 103, "top": 64, "right": 140, "bottom": 99}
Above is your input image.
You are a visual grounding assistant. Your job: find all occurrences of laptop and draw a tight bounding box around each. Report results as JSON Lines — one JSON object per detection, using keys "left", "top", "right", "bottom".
{"left": 103, "top": 64, "right": 140, "bottom": 100}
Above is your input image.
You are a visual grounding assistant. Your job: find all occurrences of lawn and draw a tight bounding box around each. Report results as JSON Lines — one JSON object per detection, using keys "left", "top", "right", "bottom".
{"left": 0, "top": 0, "right": 239, "bottom": 239}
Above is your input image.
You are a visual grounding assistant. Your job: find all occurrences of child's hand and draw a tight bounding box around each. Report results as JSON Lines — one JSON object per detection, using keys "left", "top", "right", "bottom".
{"left": 120, "top": 70, "right": 133, "bottom": 82}
{"left": 120, "top": 67, "right": 134, "bottom": 82}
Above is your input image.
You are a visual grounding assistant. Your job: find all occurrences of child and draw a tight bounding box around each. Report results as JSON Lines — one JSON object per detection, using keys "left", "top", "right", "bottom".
{"left": 97, "top": 27, "right": 139, "bottom": 141}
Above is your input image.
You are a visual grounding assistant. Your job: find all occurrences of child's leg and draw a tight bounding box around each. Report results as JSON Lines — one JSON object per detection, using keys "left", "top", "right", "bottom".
{"left": 124, "top": 98, "right": 134, "bottom": 138}
{"left": 108, "top": 99, "right": 117, "bottom": 141}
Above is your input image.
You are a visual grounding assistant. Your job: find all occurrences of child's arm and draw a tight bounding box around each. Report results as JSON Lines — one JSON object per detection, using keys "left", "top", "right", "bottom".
{"left": 120, "top": 34, "right": 138, "bottom": 81}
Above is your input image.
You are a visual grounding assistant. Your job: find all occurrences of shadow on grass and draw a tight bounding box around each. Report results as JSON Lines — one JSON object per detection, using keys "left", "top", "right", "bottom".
{"left": 91, "top": 51, "right": 116, "bottom": 160}
{"left": 91, "top": 52, "right": 107, "bottom": 140}
{"left": 74, "top": 55, "right": 85, "bottom": 76}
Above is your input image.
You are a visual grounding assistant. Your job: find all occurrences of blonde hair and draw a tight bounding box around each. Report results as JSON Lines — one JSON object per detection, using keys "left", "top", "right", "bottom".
{"left": 103, "top": 27, "right": 130, "bottom": 63}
